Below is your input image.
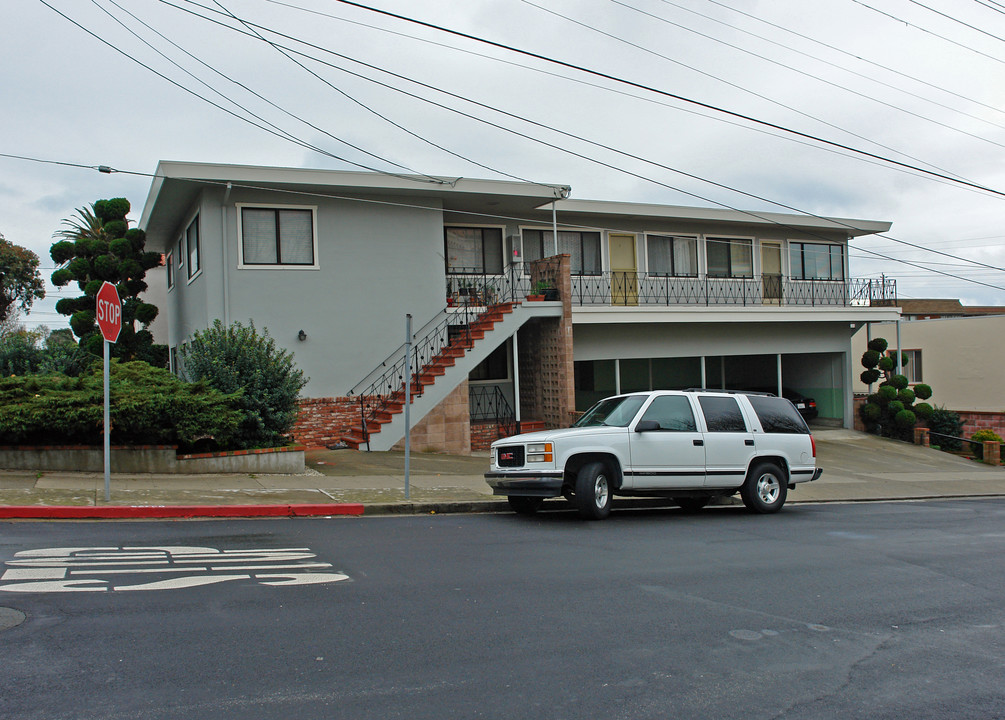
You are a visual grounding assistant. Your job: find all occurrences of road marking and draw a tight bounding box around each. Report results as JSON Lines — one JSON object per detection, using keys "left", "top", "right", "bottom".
{"left": 0, "top": 546, "right": 350, "bottom": 593}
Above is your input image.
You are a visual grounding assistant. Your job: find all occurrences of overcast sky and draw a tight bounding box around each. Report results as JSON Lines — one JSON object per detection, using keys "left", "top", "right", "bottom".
{"left": 3, "top": 0, "right": 1003, "bottom": 331}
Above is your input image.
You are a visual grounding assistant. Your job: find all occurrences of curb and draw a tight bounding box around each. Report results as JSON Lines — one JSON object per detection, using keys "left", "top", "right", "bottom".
{"left": 0, "top": 503, "right": 365, "bottom": 520}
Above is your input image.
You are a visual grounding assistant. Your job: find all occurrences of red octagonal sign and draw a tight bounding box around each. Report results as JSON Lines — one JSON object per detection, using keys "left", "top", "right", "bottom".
{"left": 95, "top": 281, "right": 122, "bottom": 343}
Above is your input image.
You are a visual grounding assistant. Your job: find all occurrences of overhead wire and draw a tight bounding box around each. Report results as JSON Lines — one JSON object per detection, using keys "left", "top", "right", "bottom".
{"left": 700, "top": 0, "right": 1005, "bottom": 120}
{"left": 324, "top": 0, "right": 1005, "bottom": 199}
{"left": 160, "top": 0, "right": 1005, "bottom": 276}
{"left": 37, "top": 0, "right": 449, "bottom": 185}
{"left": 906, "top": 0, "right": 1005, "bottom": 45}
{"left": 650, "top": 0, "right": 1005, "bottom": 132}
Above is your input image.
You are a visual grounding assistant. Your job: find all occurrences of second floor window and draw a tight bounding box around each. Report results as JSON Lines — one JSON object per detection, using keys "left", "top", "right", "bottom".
{"left": 186, "top": 216, "right": 200, "bottom": 278}
{"left": 706, "top": 237, "right": 752, "bottom": 278}
{"left": 445, "top": 227, "right": 503, "bottom": 274}
{"left": 523, "top": 229, "right": 601, "bottom": 275}
{"left": 647, "top": 235, "right": 697, "bottom": 276}
{"left": 791, "top": 242, "right": 844, "bottom": 280}
{"left": 241, "top": 207, "right": 315, "bottom": 266}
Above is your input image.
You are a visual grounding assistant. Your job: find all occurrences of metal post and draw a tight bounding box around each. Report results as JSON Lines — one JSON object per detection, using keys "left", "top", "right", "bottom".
{"left": 103, "top": 339, "right": 110, "bottom": 502}
{"left": 700, "top": 356, "right": 707, "bottom": 389}
{"left": 776, "top": 353, "right": 783, "bottom": 397}
{"left": 896, "top": 318, "right": 902, "bottom": 376}
{"left": 404, "top": 314, "right": 412, "bottom": 500}
{"left": 512, "top": 334, "right": 521, "bottom": 434}
{"left": 614, "top": 359, "right": 621, "bottom": 395}
{"left": 552, "top": 200, "right": 559, "bottom": 256}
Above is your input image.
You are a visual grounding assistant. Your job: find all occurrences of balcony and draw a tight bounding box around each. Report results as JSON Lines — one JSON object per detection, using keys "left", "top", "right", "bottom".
{"left": 446, "top": 265, "right": 896, "bottom": 308}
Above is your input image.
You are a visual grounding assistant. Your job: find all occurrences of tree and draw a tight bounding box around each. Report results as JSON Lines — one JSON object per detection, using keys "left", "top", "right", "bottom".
{"left": 0, "top": 232, "right": 45, "bottom": 325}
{"left": 181, "top": 320, "right": 308, "bottom": 448}
{"left": 858, "top": 337, "right": 933, "bottom": 440}
{"left": 49, "top": 198, "right": 164, "bottom": 365}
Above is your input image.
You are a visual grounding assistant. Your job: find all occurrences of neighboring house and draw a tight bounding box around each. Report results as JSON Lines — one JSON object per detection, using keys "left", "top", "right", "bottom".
{"left": 139, "top": 161, "right": 900, "bottom": 453}
{"left": 871, "top": 297, "right": 1004, "bottom": 321}
{"left": 853, "top": 312, "right": 1005, "bottom": 437}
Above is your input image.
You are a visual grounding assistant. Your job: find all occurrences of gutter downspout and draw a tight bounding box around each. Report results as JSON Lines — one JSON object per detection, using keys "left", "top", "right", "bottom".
{"left": 221, "top": 182, "right": 232, "bottom": 325}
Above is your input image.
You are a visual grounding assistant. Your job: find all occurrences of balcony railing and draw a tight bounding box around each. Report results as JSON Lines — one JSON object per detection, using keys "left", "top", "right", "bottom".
{"left": 446, "top": 265, "right": 895, "bottom": 307}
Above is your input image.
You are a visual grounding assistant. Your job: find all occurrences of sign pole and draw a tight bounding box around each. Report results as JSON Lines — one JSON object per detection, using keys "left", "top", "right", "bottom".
{"left": 103, "top": 338, "right": 111, "bottom": 502}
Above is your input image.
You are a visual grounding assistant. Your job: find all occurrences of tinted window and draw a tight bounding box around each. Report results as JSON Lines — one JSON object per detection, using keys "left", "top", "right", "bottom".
{"left": 697, "top": 396, "right": 747, "bottom": 432}
{"left": 746, "top": 395, "right": 809, "bottom": 434}
{"left": 574, "top": 395, "right": 647, "bottom": 428}
{"left": 640, "top": 395, "right": 697, "bottom": 432}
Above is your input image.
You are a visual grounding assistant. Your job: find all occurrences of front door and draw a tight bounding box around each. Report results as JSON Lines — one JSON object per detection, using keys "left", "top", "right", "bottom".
{"left": 761, "top": 242, "right": 782, "bottom": 305}
{"left": 628, "top": 394, "right": 706, "bottom": 489}
{"left": 609, "top": 233, "right": 638, "bottom": 306}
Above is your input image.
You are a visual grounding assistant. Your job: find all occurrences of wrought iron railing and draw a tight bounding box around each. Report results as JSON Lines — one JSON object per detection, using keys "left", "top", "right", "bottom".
{"left": 469, "top": 385, "right": 518, "bottom": 438}
{"left": 567, "top": 272, "right": 894, "bottom": 307}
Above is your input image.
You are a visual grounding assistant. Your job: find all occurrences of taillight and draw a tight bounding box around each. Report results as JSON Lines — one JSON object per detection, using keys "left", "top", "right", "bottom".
{"left": 810, "top": 434, "right": 817, "bottom": 457}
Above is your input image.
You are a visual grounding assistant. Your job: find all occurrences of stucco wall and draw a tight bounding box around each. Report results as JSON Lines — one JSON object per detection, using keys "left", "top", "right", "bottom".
{"left": 853, "top": 315, "right": 1005, "bottom": 413}
{"left": 161, "top": 186, "right": 447, "bottom": 397}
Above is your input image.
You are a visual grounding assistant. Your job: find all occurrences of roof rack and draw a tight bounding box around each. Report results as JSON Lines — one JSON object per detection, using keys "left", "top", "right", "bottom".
{"left": 682, "top": 388, "right": 777, "bottom": 397}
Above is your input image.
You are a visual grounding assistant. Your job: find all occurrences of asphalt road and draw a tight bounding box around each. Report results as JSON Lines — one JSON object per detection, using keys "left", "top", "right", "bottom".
{"left": 1, "top": 500, "right": 1003, "bottom": 720}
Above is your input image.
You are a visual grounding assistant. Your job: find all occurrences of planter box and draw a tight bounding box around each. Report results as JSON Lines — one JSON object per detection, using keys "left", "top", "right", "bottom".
{"left": 0, "top": 445, "right": 305, "bottom": 474}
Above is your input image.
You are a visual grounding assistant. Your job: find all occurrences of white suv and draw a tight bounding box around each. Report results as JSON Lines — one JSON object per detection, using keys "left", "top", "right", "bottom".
{"left": 485, "top": 390, "right": 822, "bottom": 520}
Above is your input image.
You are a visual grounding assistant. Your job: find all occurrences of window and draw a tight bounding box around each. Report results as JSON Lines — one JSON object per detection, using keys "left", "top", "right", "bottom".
{"left": 166, "top": 252, "right": 174, "bottom": 289}
{"left": 523, "top": 229, "right": 601, "bottom": 275}
{"left": 445, "top": 227, "right": 503, "bottom": 274}
{"left": 746, "top": 395, "right": 808, "bottom": 434}
{"left": 640, "top": 395, "right": 697, "bottom": 432}
{"left": 890, "top": 349, "right": 923, "bottom": 383}
{"left": 470, "top": 343, "right": 509, "bottom": 381}
{"left": 239, "top": 206, "right": 316, "bottom": 266}
{"left": 697, "top": 395, "right": 748, "bottom": 432}
{"left": 646, "top": 235, "right": 697, "bottom": 276}
{"left": 790, "top": 242, "right": 844, "bottom": 280}
{"left": 706, "top": 237, "right": 752, "bottom": 278}
{"left": 185, "top": 216, "right": 200, "bottom": 278}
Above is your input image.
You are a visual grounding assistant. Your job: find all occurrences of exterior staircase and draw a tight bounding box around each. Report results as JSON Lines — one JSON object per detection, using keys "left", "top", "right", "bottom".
{"left": 341, "top": 300, "right": 561, "bottom": 451}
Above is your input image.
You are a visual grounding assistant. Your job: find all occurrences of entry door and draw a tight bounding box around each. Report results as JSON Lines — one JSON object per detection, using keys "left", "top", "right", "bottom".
{"left": 761, "top": 242, "right": 782, "bottom": 305}
{"left": 609, "top": 234, "right": 638, "bottom": 306}
{"left": 628, "top": 395, "right": 706, "bottom": 489}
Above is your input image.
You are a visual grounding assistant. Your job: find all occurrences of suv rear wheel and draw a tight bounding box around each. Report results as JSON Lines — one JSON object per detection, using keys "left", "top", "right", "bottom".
{"left": 575, "top": 462, "right": 612, "bottom": 520}
{"left": 741, "top": 462, "right": 787, "bottom": 514}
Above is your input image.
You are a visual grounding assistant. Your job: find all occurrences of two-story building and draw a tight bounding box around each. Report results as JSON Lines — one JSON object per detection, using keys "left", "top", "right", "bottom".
{"left": 140, "top": 161, "right": 901, "bottom": 453}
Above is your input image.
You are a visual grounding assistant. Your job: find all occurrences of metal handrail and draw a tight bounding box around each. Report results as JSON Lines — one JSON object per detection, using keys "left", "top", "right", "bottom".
{"left": 470, "top": 385, "right": 518, "bottom": 439}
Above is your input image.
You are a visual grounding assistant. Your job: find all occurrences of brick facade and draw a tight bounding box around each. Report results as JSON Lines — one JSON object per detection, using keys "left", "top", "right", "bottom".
{"left": 519, "top": 254, "right": 575, "bottom": 430}
{"left": 955, "top": 410, "right": 1005, "bottom": 439}
{"left": 293, "top": 396, "right": 372, "bottom": 449}
{"left": 391, "top": 381, "right": 471, "bottom": 455}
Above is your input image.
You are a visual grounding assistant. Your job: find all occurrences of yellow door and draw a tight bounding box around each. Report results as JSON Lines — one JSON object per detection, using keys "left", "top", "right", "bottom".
{"left": 610, "top": 234, "right": 638, "bottom": 306}
{"left": 761, "top": 242, "right": 782, "bottom": 305}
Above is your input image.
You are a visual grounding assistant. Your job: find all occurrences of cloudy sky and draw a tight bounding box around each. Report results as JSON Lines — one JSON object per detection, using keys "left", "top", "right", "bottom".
{"left": 3, "top": 0, "right": 1003, "bottom": 330}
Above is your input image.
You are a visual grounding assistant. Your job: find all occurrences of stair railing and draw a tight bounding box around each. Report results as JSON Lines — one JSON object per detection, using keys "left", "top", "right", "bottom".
{"left": 469, "top": 384, "right": 518, "bottom": 439}
{"left": 346, "top": 264, "right": 528, "bottom": 442}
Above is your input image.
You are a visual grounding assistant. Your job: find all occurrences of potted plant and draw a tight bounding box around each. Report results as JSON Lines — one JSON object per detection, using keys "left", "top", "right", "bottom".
{"left": 533, "top": 279, "right": 559, "bottom": 301}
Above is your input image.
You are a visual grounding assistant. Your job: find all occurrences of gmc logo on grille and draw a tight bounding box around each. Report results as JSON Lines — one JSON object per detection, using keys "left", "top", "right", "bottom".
{"left": 500, "top": 452, "right": 514, "bottom": 461}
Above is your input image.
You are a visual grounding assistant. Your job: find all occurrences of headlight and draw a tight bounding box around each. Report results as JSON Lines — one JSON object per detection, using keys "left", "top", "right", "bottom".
{"left": 526, "top": 442, "right": 553, "bottom": 463}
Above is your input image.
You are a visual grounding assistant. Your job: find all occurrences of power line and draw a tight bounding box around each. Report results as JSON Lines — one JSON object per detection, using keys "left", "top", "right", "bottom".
{"left": 153, "top": 1, "right": 1005, "bottom": 277}
{"left": 327, "top": 0, "right": 1005, "bottom": 199}
{"left": 703, "top": 0, "right": 1005, "bottom": 120}
{"left": 906, "top": 0, "right": 1005, "bottom": 45}
{"left": 851, "top": 0, "right": 1005, "bottom": 65}
{"left": 37, "top": 0, "right": 449, "bottom": 185}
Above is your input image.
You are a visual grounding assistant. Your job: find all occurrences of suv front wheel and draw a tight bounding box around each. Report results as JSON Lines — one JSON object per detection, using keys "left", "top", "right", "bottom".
{"left": 740, "top": 462, "right": 787, "bottom": 514}
{"left": 575, "top": 462, "right": 612, "bottom": 520}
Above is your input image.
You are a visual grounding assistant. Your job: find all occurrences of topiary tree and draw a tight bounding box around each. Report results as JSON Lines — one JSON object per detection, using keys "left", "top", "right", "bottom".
{"left": 927, "top": 407, "right": 963, "bottom": 450}
{"left": 50, "top": 199, "right": 165, "bottom": 365}
{"left": 180, "top": 320, "right": 309, "bottom": 448}
{"left": 859, "top": 336, "right": 934, "bottom": 440}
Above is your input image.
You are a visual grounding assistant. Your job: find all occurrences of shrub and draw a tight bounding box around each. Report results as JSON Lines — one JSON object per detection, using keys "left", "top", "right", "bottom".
{"left": 0, "top": 361, "right": 242, "bottom": 449}
{"left": 888, "top": 400, "right": 905, "bottom": 415}
{"left": 889, "top": 374, "right": 909, "bottom": 390}
{"left": 927, "top": 407, "right": 963, "bottom": 451}
{"left": 878, "top": 356, "right": 894, "bottom": 371}
{"left": 914, "top": 384, "right": 932, "bottom": 400}
{"left": 862, "top": 350, "right": 880, "bottom": 368}
{"left": 913, "top": 402, "right": 934, "bottom": 420}
{"left": 181, "top": 320, "right": 309, "bottom": 448}
{"left": 860, "top": 369, "right": 881, "bottom": 385}
{"left": 894, "top": 409, "right": 917, "bottom": 427}
{"left": 970, "top": 429, "right": 1004, "bottom": 460}
{"left": 878, "top": 385, "right": 898, "bottom": 402}
{"left": 897, "top": 388, "right": 915, "bottom": 405}
{"left": 867, "top": 338, "right": 888, "bottom": 353}
{"left": 861, "top": 403, "right": 882, "bottom": 422}
{"left": 0, "top": 332, "right": 95, "bottom": 377}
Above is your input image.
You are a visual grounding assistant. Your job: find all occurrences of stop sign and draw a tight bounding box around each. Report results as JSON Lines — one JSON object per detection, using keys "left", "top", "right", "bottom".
{"left": 95, "top": 281, "right": 122, "bottom": 343}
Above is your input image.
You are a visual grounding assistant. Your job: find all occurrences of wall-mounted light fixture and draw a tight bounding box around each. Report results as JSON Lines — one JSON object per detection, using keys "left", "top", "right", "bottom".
{"left": 298, "top": 329, "right": 307, "bottom": 341}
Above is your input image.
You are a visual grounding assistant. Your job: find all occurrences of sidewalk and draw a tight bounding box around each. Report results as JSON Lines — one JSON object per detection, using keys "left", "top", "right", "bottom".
{"left": 0, "top": 429, "right": 1002, "bottom": 518}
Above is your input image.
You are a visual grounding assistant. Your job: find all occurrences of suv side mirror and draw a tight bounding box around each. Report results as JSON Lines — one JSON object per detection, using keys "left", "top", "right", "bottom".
{"left": 635, "top": 420, "right": 661, "bottom": 432}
